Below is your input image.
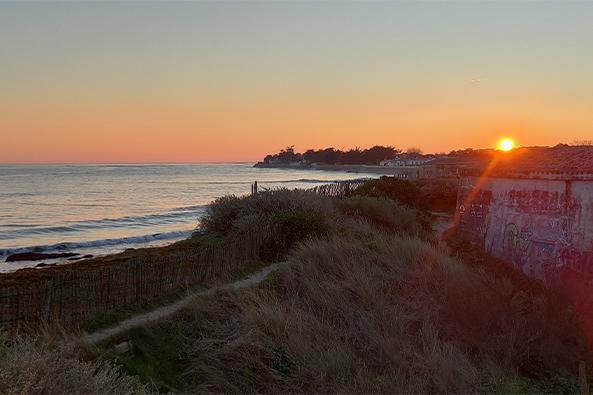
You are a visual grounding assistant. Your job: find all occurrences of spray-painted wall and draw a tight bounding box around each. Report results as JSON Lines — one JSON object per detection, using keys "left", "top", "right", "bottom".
{"left": 457, "top": 177, "right": 593, "bottom": 280}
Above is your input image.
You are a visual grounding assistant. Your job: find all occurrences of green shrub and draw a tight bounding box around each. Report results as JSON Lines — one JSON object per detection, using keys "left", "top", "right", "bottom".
{"left": 200, "top": 189, "right": 335, "bottom": 236}
{"left": 259, "top": 210, "right": 330, "bottom": 262}
{"left": 336, "top": 196, "right": 431, "bottom": 238}
{"left": 415, "top": 178, "right": 459, "bottom": 213}
{"left": 200, "top": 195, "right": 245, "bottom": 234}
{"left": 351, "top": 176, "right": 429, "bottom": 211}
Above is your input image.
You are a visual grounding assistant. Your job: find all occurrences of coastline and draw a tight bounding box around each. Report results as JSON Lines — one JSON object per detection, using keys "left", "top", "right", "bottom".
{"left": 1, "top": 165, "right": 386, "bottom": 275}
{"left": 2, "top": 163, "right": 375, "bottom": 273}
{"left": 253, "top": 162, "right": 396, "bottom": 175}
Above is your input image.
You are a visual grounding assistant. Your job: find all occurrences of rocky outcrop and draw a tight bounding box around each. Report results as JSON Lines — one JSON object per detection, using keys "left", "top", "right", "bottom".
{"left": 5, "top": 252, "right": 79, "bottom": 262}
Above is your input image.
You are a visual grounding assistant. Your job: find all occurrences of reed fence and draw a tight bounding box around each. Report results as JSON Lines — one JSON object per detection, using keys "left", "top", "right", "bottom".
{"left": 0, "top": 226, "right": 273, "bottom": 330}
{"left": 310, "top": 179, "right": 368, "bottom": 198}
{"left": 0, "top": 180, "right": 370, "bottom": 331}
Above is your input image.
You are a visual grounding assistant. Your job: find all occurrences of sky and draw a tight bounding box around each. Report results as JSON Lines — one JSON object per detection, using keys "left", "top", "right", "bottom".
{"left": 1, "top": 1, "right": 592, "bottom": 163}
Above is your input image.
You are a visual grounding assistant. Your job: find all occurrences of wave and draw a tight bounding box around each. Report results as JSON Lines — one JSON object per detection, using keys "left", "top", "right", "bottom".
{"left": 259, "top": 178, "right": 371, "bottom": 184}
{"left": 0, "top": 204, "right": 207, "bottom": 239}
{"left": 0, "top": 230, "right": 193, "bottom": 261}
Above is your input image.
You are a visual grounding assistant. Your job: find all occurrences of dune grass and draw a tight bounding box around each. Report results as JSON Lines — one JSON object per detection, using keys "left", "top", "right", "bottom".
{"left": 90, "top": 188, "right": 590, "bottom": 393}
{"left": 97, "top": 226, "right": 587, "bottom": 393}
{"left": 183, "top": 231, "right": 585, "bottom": 393}
{"left": 2, "top": 185, "right": 590, "bottom": 394}
{"left": 0, "top": 330, "right": 148, "bottom": 395}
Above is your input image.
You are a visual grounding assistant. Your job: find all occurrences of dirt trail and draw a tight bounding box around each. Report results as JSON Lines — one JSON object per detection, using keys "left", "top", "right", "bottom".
{"left": 85, "top": 214, "right": 453, "bottom": 345}
{"left": 84, "top": 262, "right": 287, "bottom": 344}
{"left": 431, "top": 212, "right": 455, "bottom": 241}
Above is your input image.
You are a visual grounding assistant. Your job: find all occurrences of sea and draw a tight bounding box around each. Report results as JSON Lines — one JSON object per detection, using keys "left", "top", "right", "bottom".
{"left": 0, "top": 163, "right": 377, "bottom": 272}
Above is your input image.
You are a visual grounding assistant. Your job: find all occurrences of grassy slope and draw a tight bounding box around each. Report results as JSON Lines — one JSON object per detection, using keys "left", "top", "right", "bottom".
{"left": 91, "top": 184, "right": 589, "bottom": 394}
{"left": 104, "top": 231, "right": 586, "bottom": 393}
{"left": 2, "top": 181, "right": 590, "bottom": 394}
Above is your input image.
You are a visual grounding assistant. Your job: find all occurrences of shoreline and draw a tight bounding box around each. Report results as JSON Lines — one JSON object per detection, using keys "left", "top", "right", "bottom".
{"left": 1, "top": 166, "right": 385, "bottom": 275}
{"left": 254, "top": 162, "right": 397, "bottom": 175}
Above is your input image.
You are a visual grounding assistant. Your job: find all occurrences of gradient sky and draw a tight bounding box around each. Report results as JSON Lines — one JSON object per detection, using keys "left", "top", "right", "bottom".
{"left": 1, "top": 1, "right": 592, "bottom": 163}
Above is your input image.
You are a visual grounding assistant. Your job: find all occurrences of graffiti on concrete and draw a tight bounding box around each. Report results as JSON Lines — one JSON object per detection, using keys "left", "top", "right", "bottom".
{"left": 506, "top": 190, "right": 563, "bottom": 214}
{"left": 501, "top": 218, "right": 593, "bottom": 277}
{"left": 505, "top": 189, "right": 580, "bottom": 215}
{"left": 458, "top": 189, "right": 492, "bottom": 249}
{"left": 503, "top": 223, "right": 531, "bottom": 270}
{"left": 457, "top": 180, "right": 593, "bottom": 281}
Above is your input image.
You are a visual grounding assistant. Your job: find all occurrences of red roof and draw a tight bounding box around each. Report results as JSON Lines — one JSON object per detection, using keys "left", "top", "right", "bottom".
{"left": 494, "top": 145, "right": 593, "bottom": 176}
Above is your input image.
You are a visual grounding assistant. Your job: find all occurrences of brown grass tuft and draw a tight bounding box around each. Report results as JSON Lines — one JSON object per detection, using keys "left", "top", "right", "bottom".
{"left": 0, "top": 330, "right": 148, "bottom": 395}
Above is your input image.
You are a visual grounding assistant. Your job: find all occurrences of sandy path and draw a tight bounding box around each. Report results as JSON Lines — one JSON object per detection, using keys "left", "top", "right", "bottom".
{"left": 431, "top": 212, "right": 454, "bottom": 241}
{"left": 84, "top": 262, "right": 287, "bottom": 344}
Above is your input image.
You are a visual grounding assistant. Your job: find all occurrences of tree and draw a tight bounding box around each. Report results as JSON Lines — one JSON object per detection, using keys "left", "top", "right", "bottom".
{"left": 406, "top": 147, "right": 423, "bottom": 155}
{"left": 572, "top": 140, "right": 593, "bottom": 146}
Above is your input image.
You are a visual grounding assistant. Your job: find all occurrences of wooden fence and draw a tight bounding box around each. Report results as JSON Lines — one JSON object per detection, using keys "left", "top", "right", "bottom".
{"left": 310, "top": 179, "right": 368, "bottom": 198}
{"left": 0, "top": 226, "right": 272, "bottom": 330}
{"left": 0, "top": 180, "right": 371, "bottom": 331}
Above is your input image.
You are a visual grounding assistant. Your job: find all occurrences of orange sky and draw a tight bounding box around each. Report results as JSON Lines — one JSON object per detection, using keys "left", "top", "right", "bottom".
{"left": 1, "top": 2, "right": 592, "bottom": 163}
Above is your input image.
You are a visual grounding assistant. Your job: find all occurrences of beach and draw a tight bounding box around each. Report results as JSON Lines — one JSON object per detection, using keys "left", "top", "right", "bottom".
{"left": 0, "top": 163, "right": 378, "bottom": 272}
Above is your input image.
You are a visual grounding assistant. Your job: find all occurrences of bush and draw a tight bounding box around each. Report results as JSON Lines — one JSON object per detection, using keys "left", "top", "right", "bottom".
{"left": 336, "top": 196, "right": 431, "bottom": 237}
{"left": 259, "top": 210, "right": 331, "bottom": 262}
{"left": 351, "top": 176, "right": 429, "bottom": 211}
{"left": 200, "top": 189, "right": 335, "bottom": 235}
{"left": 0, "top": 331, "right": 147, "bottom": 395}
{"left": 200, "top": 195, "right": 245, "bottom": 235}
{"left": 415, "top": 178, "right": 459, "bottom": 213}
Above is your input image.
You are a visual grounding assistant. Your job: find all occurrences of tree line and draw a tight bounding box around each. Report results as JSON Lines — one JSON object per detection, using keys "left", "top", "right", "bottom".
{"left": 262, "top": 145, "right": 400, "bottom": 165}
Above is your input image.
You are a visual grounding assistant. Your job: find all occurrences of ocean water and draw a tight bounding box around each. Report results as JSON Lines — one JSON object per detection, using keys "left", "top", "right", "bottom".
{"left": 0, "top": 163, "right": 377, "bottom": 272}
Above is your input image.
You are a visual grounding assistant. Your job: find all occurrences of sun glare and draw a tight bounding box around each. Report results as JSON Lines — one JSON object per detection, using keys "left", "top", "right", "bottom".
{"left": 497, "top": 138, "right": 515, "bottom": 152}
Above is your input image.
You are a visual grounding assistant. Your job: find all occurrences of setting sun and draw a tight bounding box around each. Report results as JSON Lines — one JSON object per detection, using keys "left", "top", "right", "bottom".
{"left": 497, "top": 138, "right": 515, "bottom": 152}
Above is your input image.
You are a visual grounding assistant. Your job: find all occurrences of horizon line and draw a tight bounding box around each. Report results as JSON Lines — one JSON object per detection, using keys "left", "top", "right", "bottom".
{"left": 0, "top": 161, "right": 258, "bottom": 166}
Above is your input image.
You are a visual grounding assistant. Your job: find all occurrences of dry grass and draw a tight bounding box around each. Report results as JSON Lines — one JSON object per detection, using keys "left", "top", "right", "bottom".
{"left": 3, "top": 187, "right": 587, "bottom": 394}
{"left": 0, "top": 330, "right": 148, "bottom": 395}
{"left": 187, "top": 233, "right": 478, "bottom": 393}
{"left": 183, "top": 229, "right": 587, "bottom": 393}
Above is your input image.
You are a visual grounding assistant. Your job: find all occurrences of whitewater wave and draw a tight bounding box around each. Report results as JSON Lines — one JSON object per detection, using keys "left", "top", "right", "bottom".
{"left": 0, "top": 204, "right": 207, "bottom": 239}
{"left": 0, "top": 229, "right": 193, "bottom": 262}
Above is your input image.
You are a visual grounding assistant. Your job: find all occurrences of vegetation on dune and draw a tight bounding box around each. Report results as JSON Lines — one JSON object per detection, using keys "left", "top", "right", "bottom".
{"left": 350, "top": 176, "right": 458, "bottom": 214}
{"left": 2, "top": 178, "right": 591, "bottom": 394}
{"left": 200, "top": 188, "right": 430, "bottom": 262}
{"left": 351, "top": 176, "right": 430, "bottom": 211}
{"left": 0, "top": 331, "right": 147, "bottom": 395}
{"left": 414, "top": 177, "right": 459, "bottom": 213}
{"left": 185, "top": 230, "right": 586, "bottom": 393}
{"left": 86, "top": 184, "right": 589, "bottom": 394}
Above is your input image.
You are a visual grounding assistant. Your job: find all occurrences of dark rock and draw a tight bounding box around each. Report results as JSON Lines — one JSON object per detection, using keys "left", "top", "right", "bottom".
{"left": 6, "top": 252, "right": 79, "bottom": 262}
{"left": 113, "top": 341, "right": 131, "bottom": 354}
{"left": 191, "top": 229, "right": 205, "bottom": 238}
{"left": 67, "top": 254, "right": 94, "bottom": 261}
{"left": 35, "top": 262, "right": 57, "bottom": 268}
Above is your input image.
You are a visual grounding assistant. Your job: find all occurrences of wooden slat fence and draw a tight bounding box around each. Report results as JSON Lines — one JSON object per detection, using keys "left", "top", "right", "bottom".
{"left": 0, "top": 226, "right": 273, "bottom": 330}
{"left": 310, "top": 179, "right": 368, "bottom": 198}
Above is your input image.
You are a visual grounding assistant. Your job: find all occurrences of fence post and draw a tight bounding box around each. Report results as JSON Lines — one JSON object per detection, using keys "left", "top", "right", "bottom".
{"left": 44, "top": 280, "right": 53, "bottom": 323}
{"left": 580, "top": 361, "right": 588, "bottom": 395}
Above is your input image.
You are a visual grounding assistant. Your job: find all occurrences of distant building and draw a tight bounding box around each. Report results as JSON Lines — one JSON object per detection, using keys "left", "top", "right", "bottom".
{"left": 419, "top": 156, "right": 491, "bottom": 178}
{"left": 380, "top": 155, "right": 435, "bottom": 167}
